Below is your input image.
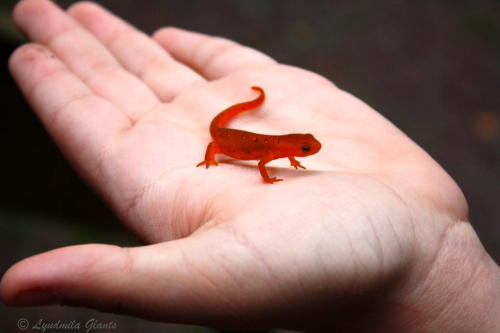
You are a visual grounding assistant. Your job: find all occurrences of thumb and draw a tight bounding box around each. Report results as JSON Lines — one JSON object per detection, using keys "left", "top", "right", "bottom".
{"left": 0, "top": 241, "right": 238, "bottom": 325}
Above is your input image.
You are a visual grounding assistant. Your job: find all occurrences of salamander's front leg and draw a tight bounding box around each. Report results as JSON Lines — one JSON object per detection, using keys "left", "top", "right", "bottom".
{"left": 289, "top": 156, "right": 306, "bottom": 169}
{"left": 258, "top": 159, "right": 282, "bottom": 184}
{"left": 197, "top": 142, "right": 221, "bottom": 168}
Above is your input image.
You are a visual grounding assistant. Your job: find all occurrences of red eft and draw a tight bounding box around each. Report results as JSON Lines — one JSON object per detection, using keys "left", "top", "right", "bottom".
{"left": 197, "top": 86, "right": 322, "bottom": 184}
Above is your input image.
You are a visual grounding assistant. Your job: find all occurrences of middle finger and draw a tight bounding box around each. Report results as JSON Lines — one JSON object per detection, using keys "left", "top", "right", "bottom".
{"left": 68, "top": 2, "right": 206, "bottom": 102}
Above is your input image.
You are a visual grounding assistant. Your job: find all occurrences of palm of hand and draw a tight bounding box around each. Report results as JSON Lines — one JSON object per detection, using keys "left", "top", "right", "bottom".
{"left": 2, "top": 0, "right": 468, "bottom": 327}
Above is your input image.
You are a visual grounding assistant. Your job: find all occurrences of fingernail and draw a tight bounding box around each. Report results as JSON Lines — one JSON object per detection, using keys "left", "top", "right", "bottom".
{"left": 14, "top": 290, "right": 58, "bottom": 306}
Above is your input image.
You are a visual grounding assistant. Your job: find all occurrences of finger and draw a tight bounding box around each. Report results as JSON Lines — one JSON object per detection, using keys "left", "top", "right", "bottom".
{"left": 0, "top": 241, "right": 246, "bottom": 326}
{"left": 9, "top": 43, "right": 131, "bottom": 181}
{"left": 13, "top": 0, "right": 158, "bottom": 119}
{"left": 153, "top": 27, "right": 276, "bottom": 80}
{"left": 67, "top": 2, "right": 205, "bottom": 102}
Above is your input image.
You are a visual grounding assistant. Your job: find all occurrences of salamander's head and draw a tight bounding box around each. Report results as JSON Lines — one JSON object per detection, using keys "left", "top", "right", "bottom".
{"left": 287, "top": 133, "right": 322, "bottom": 157}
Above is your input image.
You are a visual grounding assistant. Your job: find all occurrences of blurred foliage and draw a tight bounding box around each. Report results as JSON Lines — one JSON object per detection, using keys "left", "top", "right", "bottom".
{"left": 0, "top": 0, "right": 23, "bottom": 42}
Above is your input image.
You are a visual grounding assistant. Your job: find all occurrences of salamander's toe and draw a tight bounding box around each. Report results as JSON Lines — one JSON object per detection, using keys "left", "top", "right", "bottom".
{"left": 196, "top": 160, "right": 218, "bottom": 168}
{"left": 291, "top": 161, "right": 306, "bottom": 169}
{"left": 265, "top": 177, "right": 283, "bottom": 184}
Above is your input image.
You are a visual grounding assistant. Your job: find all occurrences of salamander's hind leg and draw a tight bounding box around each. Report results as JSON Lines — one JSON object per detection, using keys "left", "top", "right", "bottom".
{"left": 197, "top": 142, "right": 221, "bottom": 168}
{"left": 258, "top": 159, "right": 283, "bottom": 184}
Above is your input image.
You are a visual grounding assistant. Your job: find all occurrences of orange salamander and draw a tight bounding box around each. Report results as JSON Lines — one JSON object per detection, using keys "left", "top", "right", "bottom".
{"left": 197, "top": 86, "right": 321, "bottom": 184}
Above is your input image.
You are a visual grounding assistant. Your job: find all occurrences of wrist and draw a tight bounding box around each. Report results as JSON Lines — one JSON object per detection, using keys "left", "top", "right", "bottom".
{"left": 391, "top": 221, "right": 500, "bottom": 333}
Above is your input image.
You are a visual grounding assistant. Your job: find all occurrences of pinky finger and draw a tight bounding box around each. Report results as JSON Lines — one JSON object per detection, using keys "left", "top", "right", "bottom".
{"left": 153, "top": 27, "right": 276, "bottom": 80}
{"left": 9, "top": 43, "right": 131, "bottom": 181}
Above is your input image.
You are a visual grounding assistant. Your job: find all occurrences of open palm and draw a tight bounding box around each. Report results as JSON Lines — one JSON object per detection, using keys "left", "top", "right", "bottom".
{"left": 2, "top": 0, "right": 470, "bottom": 330}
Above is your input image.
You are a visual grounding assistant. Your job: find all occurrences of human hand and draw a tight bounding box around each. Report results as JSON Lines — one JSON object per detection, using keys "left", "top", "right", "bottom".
{"left": 2, "top": 1, "right": 498, "bottom": 331}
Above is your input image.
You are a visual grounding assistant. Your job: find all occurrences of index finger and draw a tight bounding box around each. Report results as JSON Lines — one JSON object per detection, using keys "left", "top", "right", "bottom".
{"left": 9, "top": 43, "right": 131, "bottom": 183}
{"left": 13, "top": 0, "right": 159, "bottom": 119}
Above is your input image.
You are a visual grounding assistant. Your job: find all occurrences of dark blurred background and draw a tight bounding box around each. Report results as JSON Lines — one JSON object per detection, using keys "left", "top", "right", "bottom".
{"left": 1, "top": 0, "right": 498, "bottom": 332}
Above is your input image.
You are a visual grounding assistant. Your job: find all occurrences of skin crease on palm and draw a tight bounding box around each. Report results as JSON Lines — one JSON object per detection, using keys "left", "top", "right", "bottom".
{"left": 2, "top": 0, "right": 499, "bottom": 332}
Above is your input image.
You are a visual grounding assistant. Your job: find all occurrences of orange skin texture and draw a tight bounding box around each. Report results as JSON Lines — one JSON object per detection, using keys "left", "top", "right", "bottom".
{"left": 197, "top": 86, "right": 322, "bottom": 183}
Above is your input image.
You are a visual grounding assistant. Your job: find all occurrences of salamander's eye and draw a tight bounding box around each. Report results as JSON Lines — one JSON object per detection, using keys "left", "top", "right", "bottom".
{"left": 302, "top": 146, "right": 311, "bottom": 152}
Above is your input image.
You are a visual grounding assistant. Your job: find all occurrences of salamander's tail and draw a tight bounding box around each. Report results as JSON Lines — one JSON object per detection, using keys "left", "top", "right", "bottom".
{"left": 210, "top": 86, "right": 265, "bottom": 136}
